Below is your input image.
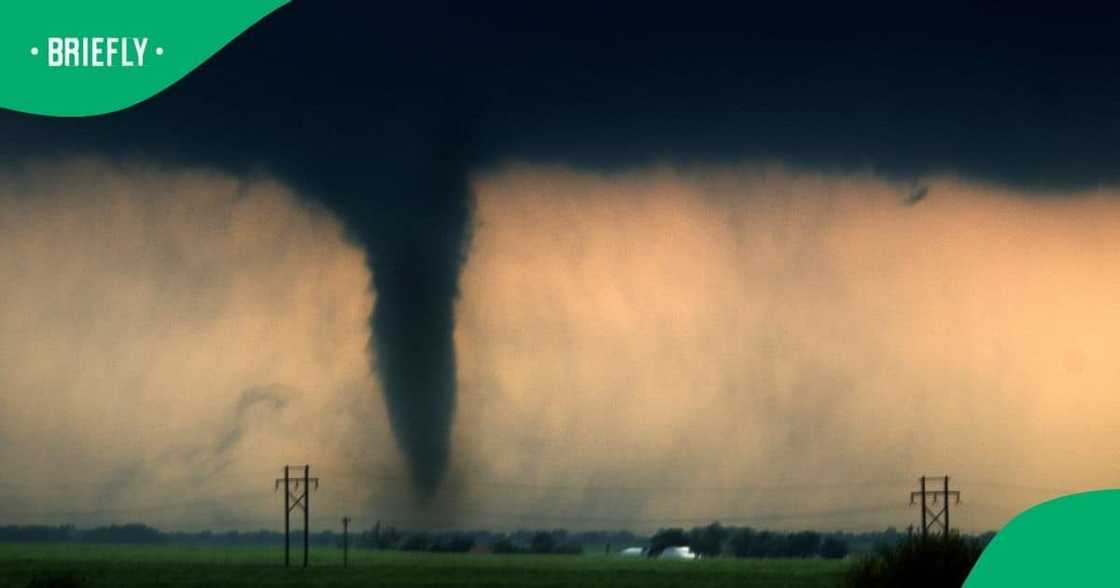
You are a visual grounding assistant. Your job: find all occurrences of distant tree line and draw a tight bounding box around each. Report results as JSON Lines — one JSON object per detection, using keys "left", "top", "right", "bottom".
{"left": 0, "top": 524, "right": 163, "bottom": 544}
{"left": 355, "top": 526, "right": 625, "bottom": 555}
{"left": 647, "top": 524, "right": 996, "bottom": 560}
{"left": 491, "top": 530, "right": 583, "bottom": 555}
{"left": 0, "top": 525, "right": 77, "bottom": 542}
{"left": 648, "top": 523, "right": 850, "bottom": 558}
{"left": 0, "top": 524, "right": 334, "bottom": 546}
{"left": 0, "top": 522, "right": 994, "bottom": 561}
{"left": 354, "top": 523, "right": 854, "bottom": 558}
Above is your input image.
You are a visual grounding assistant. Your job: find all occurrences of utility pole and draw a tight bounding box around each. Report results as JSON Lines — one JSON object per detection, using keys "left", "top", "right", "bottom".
{"left": 283, "top": 466, "right": 290, "bottom": 566}
{"left": 944, "top": 476, "right": 951, "bottom": 534}
{"left": 275, "top": 464, "right": 320, "bottom": 567}
{"left": 342, "top": 516, "right": 351, "bottom": 568}
{"left": 910, "top": 475, "right": 960, "bottom": 538}
{"left": 303, "top": 465, "right": 310, "bottom": 568}
{"left": 919, "top": 476, "right": 926, "bottom": 536}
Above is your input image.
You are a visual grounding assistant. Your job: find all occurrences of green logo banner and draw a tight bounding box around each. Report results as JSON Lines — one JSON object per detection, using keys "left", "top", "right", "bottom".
{"left": 966, "top": 489, "right": 1120, "bottom": 586}
{"left": 0, "top": 0, "right": 289, "bottom": 117}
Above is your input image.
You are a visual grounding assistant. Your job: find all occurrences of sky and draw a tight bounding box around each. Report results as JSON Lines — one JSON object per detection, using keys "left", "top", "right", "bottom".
{"left": 2, "top": 3, "right": 1120, "bottom": 533}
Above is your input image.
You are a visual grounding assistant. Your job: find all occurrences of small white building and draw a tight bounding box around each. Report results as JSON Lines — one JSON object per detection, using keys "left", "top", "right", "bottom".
{"left": 658, "top": 546, "right": 698, "bottom": 560}
{"left": 619, "top": 546, "right": 647, "bottom": 557}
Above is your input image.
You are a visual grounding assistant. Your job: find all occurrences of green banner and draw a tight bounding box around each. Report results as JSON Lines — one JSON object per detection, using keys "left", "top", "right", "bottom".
{"left": 0, "top": 1, "right": 288, "bottom": 117}
{"left": 966, "top": 489, "right": 1120, "bottom": 586}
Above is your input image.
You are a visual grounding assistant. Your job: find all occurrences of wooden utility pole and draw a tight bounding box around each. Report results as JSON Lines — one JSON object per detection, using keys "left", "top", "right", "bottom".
{"left": 944, "top": 476, "right": 951, "bottom": 534}
{"left": 283, "top": 466, "right": 290, "bottom": 566}
{"left": 342, "top": 516, "right": 351, "bottom": 567}
{"left": 303, "top": 465, "right": 311, "bottom": 567}
{"left": 920, "top": 476, "right": 927, "bottom": 537}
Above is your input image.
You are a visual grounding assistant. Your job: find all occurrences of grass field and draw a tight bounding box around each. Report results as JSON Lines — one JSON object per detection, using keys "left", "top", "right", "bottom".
{"left": 0, "top": 544, "right": 850, "bottom": 587}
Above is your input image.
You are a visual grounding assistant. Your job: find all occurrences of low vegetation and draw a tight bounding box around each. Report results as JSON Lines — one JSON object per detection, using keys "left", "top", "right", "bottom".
{"left": 845, "top": 532, "right": 992, "bottom": 587}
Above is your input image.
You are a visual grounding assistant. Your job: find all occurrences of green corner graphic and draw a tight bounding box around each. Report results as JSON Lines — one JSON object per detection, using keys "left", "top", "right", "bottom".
{"left": 966, "top": 489, "right": 1120, "bottom": 586}
{"left": 0, "top": 1, "right": 289, "bottom": 117}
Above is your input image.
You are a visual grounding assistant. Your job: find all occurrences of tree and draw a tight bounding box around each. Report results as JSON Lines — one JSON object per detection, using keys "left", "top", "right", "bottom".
{"left": 787, "top": 531, "right": 821, "bottom": 558}
{"left": 820, "top": 536, "right": 849, "bottom": 559}
{"left": 751, "top": 531, "right": 790, "bottom": 557}
{"left": 430, "top": 533, "right": 474, "bottom": 553}
{"left": 358, "top": 524, "right": 401, "bottom": 550}
{"left": 649, "top": 528, "right": 690, "bottom": 557}
{"left": 399, "top": 533, "right": 431, "bottom": 551}
{"left": 491, "top": 538, "right": 523, "bottom": 554}
{"left": 552, "top": 541, "right": 584, "bottom": 555}
{"left": 727, "top": 527, "right": 756, "bottom": 557}
{"left": 83, "top": 523, "right": 163, "bottom": 544}
{"left": 688, "top": 523, "right": 728, "bottom": 557}
{"left": 529, "top": 531, "right": 556, "bottom": 554}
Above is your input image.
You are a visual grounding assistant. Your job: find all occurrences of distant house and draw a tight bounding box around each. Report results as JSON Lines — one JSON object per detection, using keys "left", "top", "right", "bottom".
{"left": 659, "top": 546, "right": 698, "bottom": 560}
{"left": 619, "top": 546, "right": 647, "bottom": 557}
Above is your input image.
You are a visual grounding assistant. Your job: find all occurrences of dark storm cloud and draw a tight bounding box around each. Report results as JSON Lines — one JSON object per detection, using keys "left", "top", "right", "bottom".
{"left": 3, "top": 2, "right": 1120, "bottom": 501}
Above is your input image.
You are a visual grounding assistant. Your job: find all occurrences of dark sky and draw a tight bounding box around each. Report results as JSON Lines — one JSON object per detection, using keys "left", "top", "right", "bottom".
{"left": 4, "top": 1, "right": 1120, "bottom": 500}
{"left": 3, "top": 3, "right": 1120, "bottom": 188}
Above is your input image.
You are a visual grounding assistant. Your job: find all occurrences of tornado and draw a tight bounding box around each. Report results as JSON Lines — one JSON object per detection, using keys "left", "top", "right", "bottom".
{"left": 342, "top": 115, "right": 474, "bottom": 500}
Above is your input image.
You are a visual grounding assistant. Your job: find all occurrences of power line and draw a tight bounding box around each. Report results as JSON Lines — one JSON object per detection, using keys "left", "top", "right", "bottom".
{"left": 965, "top": 480, "right": 1087, "bottom": 496}
{"left": 0, "top": 475, "right": 1064, "bottom": 526}
{"left": 46, "top": 463, "right": 1089, "bottom": 498}
{"left": 10, "top": 472, "right": 1089, "bottom": 532}
{"left": 364, "top": 503, "right": 912, "bottom": 527}
{"left": 0, "top": 497, "right": 911, "bottom": 530}
{"left": 314, "top": 468, "right": 915, "bottom": 494}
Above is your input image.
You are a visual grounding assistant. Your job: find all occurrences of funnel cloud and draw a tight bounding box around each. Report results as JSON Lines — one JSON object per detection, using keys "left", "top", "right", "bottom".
{"left": 357, "top": 124, "right": 474, "bottom": 499}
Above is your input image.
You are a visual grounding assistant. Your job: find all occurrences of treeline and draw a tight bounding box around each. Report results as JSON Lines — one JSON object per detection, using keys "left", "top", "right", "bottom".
{"left": 0, "top": 522, "right": 994, "bottom": 560}
{"left": 650, "top": 524, "right": 850, "bottom": 558}
{"left": 0, "top": 524, "right": 625, "bottom": 555}
{"left": 0, "top": 524, "right": 335, "bottom": 546}
{"left": 0, "top": 524, "right": 163, "bottom": 544}
{"left": 354, "top": 524, "right": 851, "bottom": 558}
{"left": 356, "top": 527, "right": 640, "bottom": 555}
{"left": 650, "top": 524, "right": 997, "bottom": 559}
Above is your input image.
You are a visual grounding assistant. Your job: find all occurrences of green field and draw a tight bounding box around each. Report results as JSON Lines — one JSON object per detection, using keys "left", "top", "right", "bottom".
{"left": 0, "top": 544, "right": 850, "bottom": 587}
